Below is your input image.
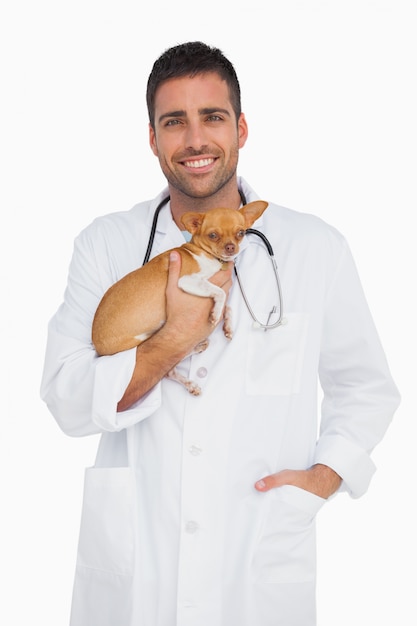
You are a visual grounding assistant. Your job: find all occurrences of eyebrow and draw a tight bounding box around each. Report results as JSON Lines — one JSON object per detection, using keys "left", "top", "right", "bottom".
{"left": 158, "top": 107, "right": 231, "bottom": 124}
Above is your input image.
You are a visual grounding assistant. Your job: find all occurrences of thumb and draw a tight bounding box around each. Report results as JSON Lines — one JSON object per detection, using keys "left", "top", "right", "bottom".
{"left": 254, "top": 475, "right": 280, "bottom": 493}
{"left": 254, "top": 469, "right": 295, "bottom": 492}
{"left": 167, "top": 251, "right": 181, "bottom": 286}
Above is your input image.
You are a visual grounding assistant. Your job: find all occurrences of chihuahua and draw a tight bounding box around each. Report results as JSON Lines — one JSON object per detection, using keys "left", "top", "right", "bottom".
{"left": 92, "top": 200, "right": 268, "bottom": 395}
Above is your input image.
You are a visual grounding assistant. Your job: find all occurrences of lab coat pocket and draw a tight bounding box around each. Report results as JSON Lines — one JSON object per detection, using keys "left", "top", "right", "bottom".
{"left": 253, "top": 485, "right": 325, "bottom": 583}
{"left": 76, "top": 466, "right": 136, "bottom": 575}
{"left": 246, "top": 312, "right": 309, "bottom": 395}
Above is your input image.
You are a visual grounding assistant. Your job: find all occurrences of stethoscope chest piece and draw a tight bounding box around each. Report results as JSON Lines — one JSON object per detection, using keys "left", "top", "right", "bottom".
{"left": 234, "top": 238, "right": 284, "bottom": 331}
{"left": 251, "top": 315, "right": 287, "bottom": 330}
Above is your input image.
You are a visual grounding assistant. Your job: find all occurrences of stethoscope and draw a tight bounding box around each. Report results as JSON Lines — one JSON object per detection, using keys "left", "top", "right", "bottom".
{"left": 143, "top": 189, "right": 285, "bottom": 330}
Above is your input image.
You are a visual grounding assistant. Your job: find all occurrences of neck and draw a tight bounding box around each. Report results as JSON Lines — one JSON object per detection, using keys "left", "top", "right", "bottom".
{"left": 169, "top": 181, "right": 242, "bottom": 228}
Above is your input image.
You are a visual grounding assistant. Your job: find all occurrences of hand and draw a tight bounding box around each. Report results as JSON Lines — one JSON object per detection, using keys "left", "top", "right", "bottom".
{"left": 165, "top": 251, "right": 233, "bottom": 350}
{"left": 254, "top": 464, "right": 342, "bottom": 500}
{"left": 117, "top": 254, "right": 233, "bottom": 411}
{"left": 208, "top": 259, "right": 234, "bottom": 291}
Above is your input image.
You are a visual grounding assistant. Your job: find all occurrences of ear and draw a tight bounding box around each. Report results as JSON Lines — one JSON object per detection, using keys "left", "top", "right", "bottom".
{"left": 149, "top": 123, "right": 159, "bottom": 156}
{"left": 239, "top": 201, "right": 269, "bottom": 228}
{"left": 238, "top": 113, "right": 249, "bottom": 149}
{"left": 181, "top": 212, "right": 206, "bottom": 234}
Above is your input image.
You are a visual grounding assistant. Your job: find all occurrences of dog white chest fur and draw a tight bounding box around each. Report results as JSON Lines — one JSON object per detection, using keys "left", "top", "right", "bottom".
{"left": 92, "top": 201, "right": 268, "bottom": 394}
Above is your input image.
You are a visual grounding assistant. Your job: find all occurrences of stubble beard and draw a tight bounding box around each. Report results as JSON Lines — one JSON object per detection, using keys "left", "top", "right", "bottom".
{"left": 160, "top": 145, "right": 239, "bottom": 201}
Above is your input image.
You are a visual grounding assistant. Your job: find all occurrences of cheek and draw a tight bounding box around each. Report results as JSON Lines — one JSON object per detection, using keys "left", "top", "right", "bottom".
{"left": 223, "top": 129, "right": 243, "bottom": 156}
{"left": 152, "top": 134, "right": 179, "bottom": 162}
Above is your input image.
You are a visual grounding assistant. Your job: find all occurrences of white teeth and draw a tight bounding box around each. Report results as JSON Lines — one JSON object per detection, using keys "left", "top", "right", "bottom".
{"left": 184, "top": 158, "right": 214, "bottom": 168}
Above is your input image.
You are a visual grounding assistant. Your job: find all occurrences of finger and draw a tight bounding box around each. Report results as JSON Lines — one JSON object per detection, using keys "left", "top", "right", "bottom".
{"left": 254, "top": 469, "right": 296, "bottom": 492}
{"left": 221, "top": 277, "right": 233, "bottom": 296}
{"left": 254, "top": 475, "right": 280, "bottom": 492}
{"left": 167, "top": 251, "right": 181, "bottom": 288}
{"left": 209, "top": 262, "right": 234, "bottom": 288}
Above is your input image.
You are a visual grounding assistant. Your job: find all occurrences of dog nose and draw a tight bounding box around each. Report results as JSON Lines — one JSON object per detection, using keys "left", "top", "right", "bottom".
{"left": 225, "top": 243, "right": 236, "bottom": 254}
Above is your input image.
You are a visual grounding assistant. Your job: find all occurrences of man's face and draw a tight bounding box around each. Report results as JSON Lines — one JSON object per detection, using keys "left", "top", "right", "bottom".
{"left": 149, "top": 72, "right": 248, "bottom": 200}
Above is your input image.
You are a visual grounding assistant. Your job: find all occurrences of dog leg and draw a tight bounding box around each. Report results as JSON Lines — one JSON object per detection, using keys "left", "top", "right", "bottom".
{"left": 166, "top": 367, "right": 202, "bottom": 396}
{"left": 164, "top": 339, "right": 210, "bottom": 395}
{"left": 222, "top": 305, "right": 233, "bottom": 340}
{"left": 209, "top": 289, "right": 227, "bottom": 326}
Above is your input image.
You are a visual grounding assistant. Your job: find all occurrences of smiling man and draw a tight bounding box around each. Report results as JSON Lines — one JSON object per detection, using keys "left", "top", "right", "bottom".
{"left": 41, "top": 41, "right": 400, "bottom": 626}
{"left": 149, "top": 72, "right": 247, "bottom": 218}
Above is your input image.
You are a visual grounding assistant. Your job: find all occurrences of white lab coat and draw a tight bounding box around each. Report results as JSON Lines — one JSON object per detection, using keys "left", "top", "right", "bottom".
{"left": 41, "top": 178, "right": 400, "bottom": 626}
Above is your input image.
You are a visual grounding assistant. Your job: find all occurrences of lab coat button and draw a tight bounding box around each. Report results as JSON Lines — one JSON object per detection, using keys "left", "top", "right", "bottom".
{"left": 189, "top": 444, "right": 203, "bottom": 456}
{"left": 196, "top": 367, "right": 208, "bottom": 378}
{"left": 185, "top": 521, "right": 199, "bottom": 534}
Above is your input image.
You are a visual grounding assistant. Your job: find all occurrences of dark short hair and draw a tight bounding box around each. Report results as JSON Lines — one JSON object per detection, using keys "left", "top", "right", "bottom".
{"left": 146, "top": 41, "right": 241, "bottom": 128}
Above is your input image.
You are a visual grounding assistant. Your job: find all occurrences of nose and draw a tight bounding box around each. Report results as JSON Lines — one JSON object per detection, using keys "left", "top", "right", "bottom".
{"left": 225, "top": 243, "right": 236, "bottom": 254}
{"left": 184, "top": 120, "right": 207, "bottom": 150}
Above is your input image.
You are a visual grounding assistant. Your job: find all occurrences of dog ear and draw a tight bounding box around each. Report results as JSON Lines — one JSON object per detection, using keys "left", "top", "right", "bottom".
{"left": 181, "top": 212, "right": 205, "bottom": 234}
{"left": 240, "top": 201, "right": 269, "bottom": 228}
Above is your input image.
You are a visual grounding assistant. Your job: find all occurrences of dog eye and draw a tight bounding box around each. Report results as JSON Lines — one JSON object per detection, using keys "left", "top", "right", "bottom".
{"left": 237, "top": 230, "right": 245, "bottom": 238}
{"left": 208, "top": 232, "right": 219, "bottom": 240}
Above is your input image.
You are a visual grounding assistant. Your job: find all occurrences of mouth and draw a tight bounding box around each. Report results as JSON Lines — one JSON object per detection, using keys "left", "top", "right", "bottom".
{"left": 219, "top": 251, "right": 238, "bottom": 261}
{"left": 181, "top": 157, "right": 217, "bottom": 171}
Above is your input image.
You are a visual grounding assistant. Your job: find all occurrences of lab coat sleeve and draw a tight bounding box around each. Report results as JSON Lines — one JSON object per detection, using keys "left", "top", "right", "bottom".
{"left": 315, "top": 240, "right": 400, "bottom": 498}
{"left": 40, "top": 226, "right": 162, "bottom": 436}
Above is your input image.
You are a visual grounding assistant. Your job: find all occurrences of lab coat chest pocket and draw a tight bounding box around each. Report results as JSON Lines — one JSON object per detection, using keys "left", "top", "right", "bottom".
{"left": 76, "top": 467, "right": 136, "bottom": 575}
{"left": 245, "top": 312, "right": 309, "bottom": 395}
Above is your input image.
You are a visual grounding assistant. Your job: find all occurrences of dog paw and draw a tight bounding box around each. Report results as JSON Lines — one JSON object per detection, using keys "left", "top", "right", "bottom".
{"left": 166, "top": 369, "right": 202, "bottom": 396}
{"left": 210, "top": 299, "right": 224, "bottom": 326}
{"left": 209, "top": 312, "right": 218, "bottom": 326}
{"left": 186, "top": 382, "right": 202, "bottom": 396}
{"left": 223, "top": 305, "right": 233, "bottom": 340}
{"left": 194, "top": 339, "right": 209, "bottom": 354}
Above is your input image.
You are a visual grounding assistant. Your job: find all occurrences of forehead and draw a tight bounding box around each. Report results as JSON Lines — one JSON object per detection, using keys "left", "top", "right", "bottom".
{"left": 154, "top": 73, "right": 233, "bottom": 116}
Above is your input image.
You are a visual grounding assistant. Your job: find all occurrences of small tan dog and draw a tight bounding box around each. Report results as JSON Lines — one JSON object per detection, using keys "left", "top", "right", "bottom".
{"left": 92, "top": 200, "right": 268, "bottom": 394}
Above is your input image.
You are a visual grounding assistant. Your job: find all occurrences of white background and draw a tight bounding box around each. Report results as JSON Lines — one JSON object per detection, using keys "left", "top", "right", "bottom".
{"left": 1, "top": 1, "right": 416, "bottom": 624}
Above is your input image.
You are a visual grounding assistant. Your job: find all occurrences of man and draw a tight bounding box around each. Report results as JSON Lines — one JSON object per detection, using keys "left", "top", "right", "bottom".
{"left": 41, "top": 41, "right": 400, "bottom": 626}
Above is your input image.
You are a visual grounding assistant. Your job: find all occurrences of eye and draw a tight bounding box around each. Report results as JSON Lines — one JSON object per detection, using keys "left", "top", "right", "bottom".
{"left": 165, "top": 119, "right": 182, "bottom": 127}
{"left": 237, "top": 230, "right": 245, "bottom": 239}
{"left": 208, "top": 232, "right": 219, "bottom": 240}
{"left": 206, "top": 114, "right": 223, "bottom": 122}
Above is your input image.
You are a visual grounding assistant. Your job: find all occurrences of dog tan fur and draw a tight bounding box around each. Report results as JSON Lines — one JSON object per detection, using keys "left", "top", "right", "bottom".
{"left": 92, "top": 200, "right": 268, "bottom": 394}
